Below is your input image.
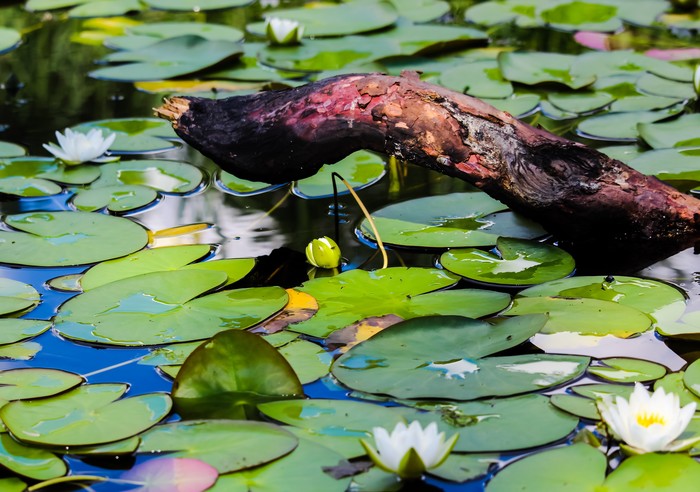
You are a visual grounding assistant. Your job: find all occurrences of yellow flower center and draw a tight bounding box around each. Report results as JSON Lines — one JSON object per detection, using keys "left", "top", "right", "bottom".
{"left": 636, "top": 412, "right": 666, "bottom": 428}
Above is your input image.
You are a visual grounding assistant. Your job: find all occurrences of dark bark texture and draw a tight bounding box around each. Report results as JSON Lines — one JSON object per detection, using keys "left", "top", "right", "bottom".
{"left": 156, "top": 72, "right": 700, "bottom": 251}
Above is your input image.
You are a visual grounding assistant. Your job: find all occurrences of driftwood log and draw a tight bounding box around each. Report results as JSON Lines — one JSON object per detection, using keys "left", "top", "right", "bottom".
{"left": 156, "top": 72, "right": 700, "bottom": 261}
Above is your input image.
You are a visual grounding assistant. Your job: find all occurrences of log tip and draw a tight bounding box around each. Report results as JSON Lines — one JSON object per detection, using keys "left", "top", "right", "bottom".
{"left": 154, "top": 97, "right": 191, "bottom": 127}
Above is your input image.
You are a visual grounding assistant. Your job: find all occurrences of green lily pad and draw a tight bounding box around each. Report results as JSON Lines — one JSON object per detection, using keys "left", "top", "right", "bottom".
{"left": 499, "top": 52, "right": 595, "bottom": 89}
{"left": 439, "top": 237, "right": 575, "bottom": 286}
{"left": 72, "top": 185, "right": 159, "bottom": 213}
{"left": 628, "top": 148, "right": 700, "bottom": 192}
{"left": 54, "top": 270, "right": 288, "bottom": 345}
{"left": 292, "top": 151, "right": 385, "bottom": 199}
{"left": 258, "top": 399, "right": 406, "bottom": 459}
{"left": 173, "top": 330, "right": 303, "bottom": 420}
{"left": 487, "top": 442, "right": 700, "bottom": 492}
{"left": 550, "top": 393, "right": 601, "bottom": 420}
{"left": 589, "top": 357, "right": 667, "bottom": 383}
{"left": 368, "top": 22, "right": 487, "bottom": 57}
{"left": 0, "top": 433, "right": 66, "bottom": 480}
{"left": 258, "top": 36, "right": 399, "bottom": 73}
{"left": 90, "top": 160, "right": 203, "bottom": 192}
{"left": 210, "top": 438, "right": 351, "bottom": 492}
{"left": 638, "top": 114, "right": 700, "bottom": 149}
{"left": 359, "top": 192, "right": 545, "bottom": 249}
{"left": 571, "top": 383, "right": 634, "bottom": 400}
{"left": 333, "top": 315, "right": 588, "bottom": 400}
{"left": 68, "top": 0, "right": 143, "bottom": 17}
{"left": 598, "top": 144, "right": 645, "bottom": 163}
{"left": 388, "top": 0, "right": 449, "bottom": 22}
{"left": 505, "top": 297, "right": 652, "bottom": 336}
{"left": 577, "top": 108, "right": 681, "bottom": 141}
{"left": 71, "top": 118, "right": 177, "bottom": 154}
{"left": 92, "top": 35, "right": 243, "bottom": 82}
{"left": 539, "top": 0, "right": 620, "bottom": 32}
{"left": 0, "top": 142, "right": 26, "bottom": 158}
{"left": 137, "top": 420, "right": 298, "bottom": 473}
{"left": 248, "top": 2, "right": 399, "bottom": 37}
{"left": 0, "top": 368, "right": 82, "bottom": 401}
{"left": 0, "top": 212, "right": 148, "bottom": 267}
{"left": 0, "top": 278, "right": 40, "bottom": 317}
{"left": 517, "top": 275, "right": 687, "bottom": 329}
{"left": 0, "top": 157, "right": 100, "bottom": 197}
{"left": 547, "top": 91, "right": 614, "bottom": 115}
{"left": 0, "top": 478, "right": 25, "bottom": 492}
{"left": 440, "top": 60, "right": 513, "bottom": 99}
{"left": 0, "top": 342, "right": 42, "bottom": 361}
{"left": 0, "top": 319, "right": 50, "bottom": 345}
{"left": 278, "top": 339, "right": 331, "bottom": 384}
{"left": 140, "top": 341, "right": 203, "bottom": 367}
{"left": 465, "top": 0, "right": 544, "bottom": 29}
{"left": 1, "top": 383, "right": 171, "bottom": 446}
{"left": 215, "top": 170, "right": 283, "bottom": 196}
{"left": 573, "top": 50, "right": 692, "bottom": 82}
{"left": 292, "top": 267, "right": 510, "bottom": 338}
{"left": 636, "top": 73, "right": 695, "bottom": 100}
{"left": 125, "top": 21, "right": 243, "bottom": 44}
{"left": 142, "top": 0, "right": 252, "bottom": 9}
{"left": 403, "top": 394, "right": 579, "bottom": 452}
{"left": 654, "top": 372, "right": 700, "bottom": 407}
{"left": 0, "top": 28, "right": 21, "bottom": 55}
{"left": 429, "top": 453, "right": 497, "bottom": 483}
{"left": 683, "top": 358, "right": 700, "bottom": 399}
{"left": 483, "top": 94, "right": 541, "bottom": 117}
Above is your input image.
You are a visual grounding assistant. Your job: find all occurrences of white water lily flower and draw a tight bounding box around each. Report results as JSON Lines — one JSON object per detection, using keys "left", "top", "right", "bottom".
{"left": 360, "top": 421, "right": 458, "bottom": 479}
{"left": 597, "top": 383, "right": 699, "bottom": 453}
{"left": 43, "top": 128, "right": 117, "bottom": 165}
{"left": 265, "top": 17, "right": 304, "bottom": 46}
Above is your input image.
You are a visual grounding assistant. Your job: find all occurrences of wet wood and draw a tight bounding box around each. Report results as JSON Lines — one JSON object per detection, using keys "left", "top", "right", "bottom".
{"left": 155, "top": 72, "right": 700, "bottom": 253}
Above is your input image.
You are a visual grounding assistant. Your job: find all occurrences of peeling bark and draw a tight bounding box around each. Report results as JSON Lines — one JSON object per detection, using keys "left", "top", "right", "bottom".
{"left": 156, "top": 72, "right": 700, "bottom": 251}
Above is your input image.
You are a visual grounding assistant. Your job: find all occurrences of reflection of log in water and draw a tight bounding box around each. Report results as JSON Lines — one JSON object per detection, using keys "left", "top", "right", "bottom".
{"left": 156, "top": 72, "right": 700, "bottom": 268}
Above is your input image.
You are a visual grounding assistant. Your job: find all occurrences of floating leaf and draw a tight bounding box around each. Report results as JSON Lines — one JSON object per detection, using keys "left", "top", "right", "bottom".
{"left": 123, "top": 21, "right": 244, "bottom": 45}
{"left": 173, "top": 330, "right": 303, "bottom": 419}
{"left": 85, "top": 159, "right": 204, "bottom": 192}
{"left": 121, "top": 457, "right": 219, "bottom": 492}
{"left": 0, "top": 433, "right": 66, "bottom": 480}
{"left": 72, "top": 118, "right": 178, "bottom": 154}
{"left": 628, "top": 147, "right": 700, "bottom": 192}
{"left": 429, "top": 452, "right": 497, "bottom": 483}
{"left": 483, "top": 94, "right": 540, "bottom": 117}
{"left": 55, "top": 271, "right": 288, "bottom": 345}
{"left": 388, "top": 0, "right": 449, "bottom": 22}
{"left": 654, "top": 372, "right": 700, "bottom": 407}
{"left": 0, "top": 341, "right": 42, "bottom": 361}
{"left": 292, "top": 151, "right": 385, "bottom": 199}
{"left": 547, "top": 91, "right": 614, "bottom": 115}
{"left": 0, "top": 142, "right": 26, "bottom": 158}
{"left": 210, "top": 438, "right": 351, "bottom": 492}
{"left": 636, "top": 73, "right": 695, "bottom": 100}
{"left": 367, "top": 22, "right": 487, "bottom": 57}
{"left": 440, "top": 60, "right": 513, "bottom": 99}
{"left": 466, "top": 0, "right": 544, "bottom": 28}
{"left": 638, "top": 113, "right": 700, "bottom": 149}
{"left": 572, "top": 383, "right": 634, "bottom": 400}
{"left": 683, "top": 359, "right": 700, "bottom": 399}
{"left": 0, "top": 368, "right": 83, "bottom": 401}
{"left": 0, "top": 212, "right": 148, "bottom": 267}
{"left": 439, "top": 237, "right": 575, "bottom": 286}
{"left": 72, "top": 185, "right": 158, "bottom": 212}
{"left": 0, "top": 478, "right": 25, "bottom": 492}
{"left": 137, "top": 420, "right": 298, "bottom": 474}
{"left": 588, "top": 357, "right": 667, "bottom": 383}
{"left": 572, "top": 50, "right": 692, "bottom": 82}
{"left": 1, "top": 383, "right": 171, "bottom": 446}
{"left": 0, "top": 157, "right": 100, "bottom": 197}
{"left": 577, "top": 109, "right": 680, "bottom": 141}
{"left": 0, "top": 279, "right": 40, "bottom": 317}
{"left": 539, "top": 1, "right": 620, "bottom": 32}
{"left": 359, "top": 192, "right": 545, "bottom": 249}
{"left": 215, "top": 170, "right": 283, "bottom": 196}
{"left": 69, "top": 0, "right": 143, "bottom": 17}
{"left": 499, "top": 52, "right": 595, "bottom": 89}
{"left": 248, "top": 2, "right": 399, "bottom": 37}
{"left": 292, "top": 267, "right": 510, "bottom": 338}
{"left": 0, "top": 319, "right": 50, "bottom": 345}
{"left": 402, "top": 394, "right": 579, "bottom": 452}
{"left": 550, "top": 393, "right": 601, "bottom": 420}
{"left": 0, "top": 28, "right": 21, "bottom": 55}
{"left": 333, "top": 315, "right": 588, "bottom": 400}
{"left": 278, "top": 339, "right": 331, "bottom": 384}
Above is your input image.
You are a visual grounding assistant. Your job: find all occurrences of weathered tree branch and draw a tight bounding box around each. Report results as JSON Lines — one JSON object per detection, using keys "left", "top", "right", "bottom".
{"left": 156, "top": 72, "right": 700, "bottom": 251}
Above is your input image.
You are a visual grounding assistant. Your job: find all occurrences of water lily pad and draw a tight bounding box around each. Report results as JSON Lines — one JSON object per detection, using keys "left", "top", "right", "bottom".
{"left": 549, "top": 393, "right": 600, "bottom": 420}
{"left": 517, "top": 275, "right": 687, "bottom": 329}
{"left": 359, "top": 192, "right": 545, "bottom": 249}
{"left": 292, "top": 151, "right": 385, "bottom": 199}
{"left": 0, "top": 433, "right": 66, "bottom": 480}
{"left": 439, "top": 237, "right": 575, "bottom": 286}
{"left": 0, "top": 368, "right": 82, "bottom": 401}
{"left": 368, "top": 22, "right": 487, "bottom": 56}
{"left": 0, "top": 28, "right": 21, "bottom": 55}
{"left": 571, "top": 382, "right": 634, "bottom": 400}
{"left": 588, "top": 357, "right": 667, "bottom": 383}
{"left": 173, "top": 330, "right": 303, "bottom": 420}
{"left": 125, "top": 21, "right": 244, "bottom": 44}
{"left": 547, "top": 91, "right": 614, "bottom": 115}
{"left": 573, "top": 50, "right": 692, "bottom": 82}
{"left": 0, "top": 342, "right": 42, "bottom": 361}
{"left": 402, "top": 394, "right": 579, "bottom": 452}
{"left": 215, "top": 170, "right": 283, "bottom": 196}
{"left": 683, "top": 359, "right": 700, "bottom": 399}
{"left": 0, "top": 142, "right": 26, "bottom": 158}
{"left": 483, "top": 94, "right": 540, "bottom": 117}
{"left": 278, "top": 339, "right": 331, "bottom": 384}
{"left": 91, "top": 159, "right": 204, "bottom": 194}
{"left": 248, "top": 2, "right": 399, "bottom": 37}
{"left": 638, "top": 113, "right": 700, "bottom": 149}
{"left": 142, "top": 0, "right": 252, "bottom": 9}
{"left": 258, "top": 399, "right": 406, "bottom": 458}
{"left": 0, "top": 478, "right": 24, "bottom": 492}
{"left": 628, "top": 147, "right": 700, "bottom": 192}
{"left": 210, "top": 438, "right": 351, "bottom": 492}
{"left": 388, "top": 0, "right": 449, "bottom": 22}
{"left": 80, "top": 244, "right": 211, "bottom": 290}
{"left": 429, "top": 453, "right": 497, "bottom": 483}
{"left": 71, "top": 118, "right": 177, "bottom": 154}
{"left": 68, "top": 0, "right": 143, "bottom": 17}
{"left": 0, "top": 279, "right": 40, "bottom": 317}
{"left": 72, "top": 185, "right": 159, "bottom": 212}
{"left": 292, "top": 267, "right": 510, "bottom": 338}
{"left": 505, "top": 297, "right": 652, "bottom": 336}
{"left": 54, "top": 270, "right": 288, "bottom": 345}
{"left": 654, "top": 372, "right": 700, "bottom": 407}
{"left": 1, "top": 383, "right": 171, "bottom": 446}
{"left": 258, "top": 36, "right": 399, "bottom": 73}
{"left": 539, "top": 1, "right": 621, "bottom": 31}
{"left": 121, "top": 457, "right": 219, "bottom": 492}
{"left": 333, "top": 315, "right": 588, "bottom": 400}
{"left": 0, "top": 212, "right": 148, "bottom": 267}
{"left": 440, "top": 60, "right": 513, "bottom": 99}
{"left": 576, "top": 109, "right": 680, "bottom": 141}
{"left": 636, "top": 73, "right": 695, "bottom": 100}
{"left": 465, "top": 0, "right": 544, "bottom": 28}
{"left": 137, "top": 420, "right": 298, "bottom": 473}
{"left": 499, "top": 52, "right": 595, "bottom": 89}
{"left": 0, "top": 157, "right": 100, "bottom": 197}
{"left": 0, "top": 319, "right": 50, "bottom": 345}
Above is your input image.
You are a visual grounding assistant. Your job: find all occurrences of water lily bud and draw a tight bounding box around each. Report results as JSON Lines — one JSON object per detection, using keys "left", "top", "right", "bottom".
{"left": 265, "top": 17, "right": 304, "bottom": 46}
{"left": 360, "top": 421, "right": 458, "bottom": 480}
{"left": 694, "top": 64, "right": 700, "bottom": 95}
{"left": 305, "top": 236, "right": 341, "bottom": 269}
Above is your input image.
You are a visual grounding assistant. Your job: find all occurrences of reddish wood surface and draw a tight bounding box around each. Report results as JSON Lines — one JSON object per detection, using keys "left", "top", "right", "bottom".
{"left": 156, "top": 72, "right": 700, "bottom": 250}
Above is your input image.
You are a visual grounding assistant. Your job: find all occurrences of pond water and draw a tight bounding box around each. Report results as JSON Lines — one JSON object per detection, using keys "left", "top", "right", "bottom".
{"left": 1, "top": 0, "right": 700, "bottom": 491}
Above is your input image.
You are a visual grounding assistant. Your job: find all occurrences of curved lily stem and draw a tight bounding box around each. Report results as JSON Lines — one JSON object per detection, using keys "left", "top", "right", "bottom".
{"left": 331, "top": 172, "right": 388, "bottom": 269}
